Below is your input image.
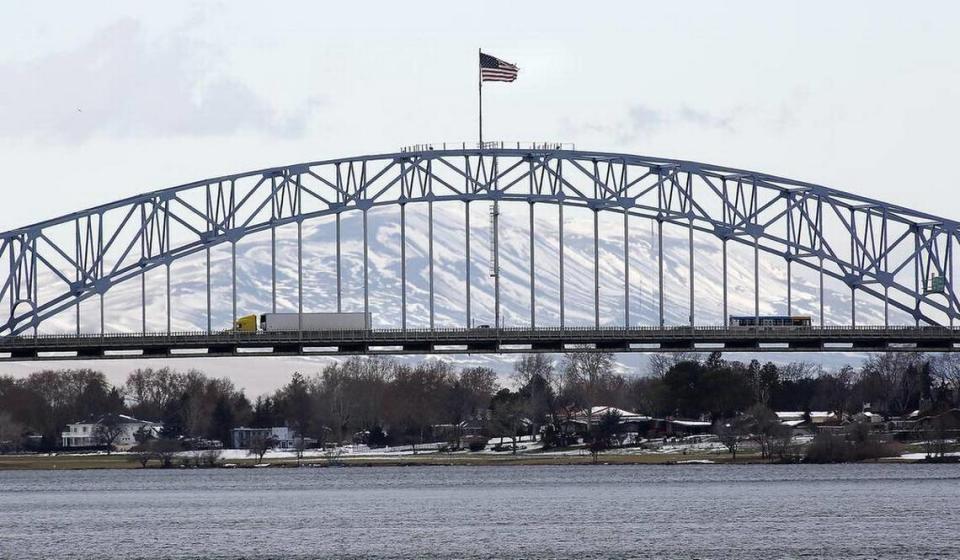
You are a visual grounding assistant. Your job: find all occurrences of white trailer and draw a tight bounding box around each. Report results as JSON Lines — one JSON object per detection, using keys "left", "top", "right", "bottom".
{"left": 259, "top": 312, "right": 371, "bottom": 331}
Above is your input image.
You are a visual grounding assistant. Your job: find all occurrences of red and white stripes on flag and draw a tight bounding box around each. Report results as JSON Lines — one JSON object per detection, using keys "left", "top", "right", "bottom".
{"left": 480, "top": 52, "right": 519, "bottom": 82}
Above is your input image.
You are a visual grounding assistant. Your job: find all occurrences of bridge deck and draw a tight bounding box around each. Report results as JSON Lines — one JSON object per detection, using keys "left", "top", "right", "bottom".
{"left": 0, "top": 326, "right": 957, "bottom": 360}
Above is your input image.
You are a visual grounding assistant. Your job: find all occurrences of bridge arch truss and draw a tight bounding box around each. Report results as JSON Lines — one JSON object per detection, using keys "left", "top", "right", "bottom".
{"left": 1, "top": 147, "right": 958, "bottom": 338}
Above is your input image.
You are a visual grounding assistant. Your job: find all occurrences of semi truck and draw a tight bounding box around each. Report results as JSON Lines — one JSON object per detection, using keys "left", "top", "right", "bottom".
{"left": 728, "top": 315, "right": 812, "bottom": 327}
{"left": 233, "top": 312, "right": 372, "bottom": 332}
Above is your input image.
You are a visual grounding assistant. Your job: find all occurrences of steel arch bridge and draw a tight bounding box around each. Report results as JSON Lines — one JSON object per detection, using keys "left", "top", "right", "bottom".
{"left": 2, "top": 143, "right": 960, "bottom": 360}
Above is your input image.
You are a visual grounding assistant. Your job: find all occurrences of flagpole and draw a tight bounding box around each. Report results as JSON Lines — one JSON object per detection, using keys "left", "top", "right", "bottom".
{"left": 478, "top": 48, "right": 483, "bottom": 146}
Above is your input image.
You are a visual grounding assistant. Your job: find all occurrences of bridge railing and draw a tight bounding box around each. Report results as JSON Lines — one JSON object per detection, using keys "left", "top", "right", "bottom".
{"left": 399, "top": 141, "right": 576, "bottom": 153}
{"left": 4, "top": 324, "right": 960, "bottom": 343}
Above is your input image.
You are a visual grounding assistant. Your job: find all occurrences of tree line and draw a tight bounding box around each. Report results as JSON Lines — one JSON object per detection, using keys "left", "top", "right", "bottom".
{"left": 1, "top": 350, "right": 959, "bottom": 452}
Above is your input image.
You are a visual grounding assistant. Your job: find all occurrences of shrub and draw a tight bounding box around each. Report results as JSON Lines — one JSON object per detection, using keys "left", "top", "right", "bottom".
{"left": 466, "top": 437, "right": 488, "bottom": 452}
{"left": 804, "top": 427, "right": 902, "bottom": 463}
{"left": 367, "top": 425, "right": 390, "bottom": 448}
{"left": 201, "top": 449, "right": 222, "bottom": 467}
{"left": 804, "top": 432, "right": 854, "bottom": 463}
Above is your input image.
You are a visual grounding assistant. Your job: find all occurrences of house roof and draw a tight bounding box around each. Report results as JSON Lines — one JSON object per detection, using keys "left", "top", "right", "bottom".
{"left": 571, "top": 406, "right": 653, "bottom": 423}
{"left": 68, "top": 413, "right": 157, "bottom": 426}
{"left": 669, "top": 419, "right": 712, "bottom": 427}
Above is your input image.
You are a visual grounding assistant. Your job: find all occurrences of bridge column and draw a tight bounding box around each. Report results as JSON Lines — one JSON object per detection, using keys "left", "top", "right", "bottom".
{"left": 884, "top": 287, "right": 889, "bottom": 328}
{"left": 786, "top": 258, "right": 792, "bottom": 318}
{"left": 336, "top": 212, "right": 342, "bottom": 313}
{"left": 298, "top": 219, "right": 304, "bottom": 333}
{"left": 754, "top": 239, "right": 759, "bottom": 326}
{"left": 167, "top": 262, "right": 172, "bottom": 336}
{"left": 364, "top": 208, "right": 370, "bottom": 325}
{"left": 493, "top": 201, "right": 500, "bottom": 328}
{"left": 722, "top": 240, "right": 728, "bottom": 325}
{"left": 206, "top": 247, "right": 211, "bottom": 335}
{"left": 230, "top": 242, "right": 236, "bottom": 334}
{"left": 464, "top": 201, "right": 470, "bottom": 329}
{"left": 594, "top": 209, "right": 600, "bottom": 329}
{"left": 851, "top": 287, "right": 856, "bottom": 328}
{"left": 623, "top": 210, "right": 629, "bottom": 328}
{"left": 658, "top": 219, "right": 664, "bottom": 327}
{"left": 689, "top": 219, "right": 695, "bottom": 327}
{"left": 139, "top": 205, "right": 146, "bottom": 333}
{"left": 141, "top": 268, "right": 146, "bottom": 336}
{"left": 271, "top": 221, "right": 276, "bottom": 314}
{"left": 559, "top": 200, "right": 565, "bottom": 328}
{"left": 884, "top": 244, "right": 890, "bottom": 327}
{"left": 819, "top": 256, "right": 825, "bottom": 326}
{"left": 401, "top": 203, "right": 407, "bottom": 331}
{"left": 428, "top": 201, "right": 434, "bottom": 331}
{"left": 529, "top": 201, "right": 535, "bottom": 329}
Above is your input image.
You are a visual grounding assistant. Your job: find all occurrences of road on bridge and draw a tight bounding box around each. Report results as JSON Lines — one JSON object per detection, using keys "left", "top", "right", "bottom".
{"left": 1, "top": 326, "right": 958, "bottom": 361}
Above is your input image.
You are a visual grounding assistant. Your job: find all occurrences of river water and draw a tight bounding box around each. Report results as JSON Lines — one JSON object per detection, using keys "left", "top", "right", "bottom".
{"left": 0, "top": 463, "right": 958, "bottom": 559}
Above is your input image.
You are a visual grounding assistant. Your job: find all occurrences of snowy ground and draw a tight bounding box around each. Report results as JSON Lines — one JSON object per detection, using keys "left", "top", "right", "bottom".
{"left": 180, "top": 434, "right": 734, "bottom": 462}
{"left": 895, "top": 451, "right": 960, "bottom": 461}
{"left": 46, "top": 441, "right": 958, "bottom": 464}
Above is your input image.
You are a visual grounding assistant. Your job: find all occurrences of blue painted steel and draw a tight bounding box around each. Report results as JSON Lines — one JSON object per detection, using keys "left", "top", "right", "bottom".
{"left": 1, "top": 146, "right": 958, "bottom": 336}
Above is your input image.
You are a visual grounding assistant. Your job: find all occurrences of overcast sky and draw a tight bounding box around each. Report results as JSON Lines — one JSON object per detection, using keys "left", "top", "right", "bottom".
{"left": 1, "top": 1, "right": 958, "bottom": 394}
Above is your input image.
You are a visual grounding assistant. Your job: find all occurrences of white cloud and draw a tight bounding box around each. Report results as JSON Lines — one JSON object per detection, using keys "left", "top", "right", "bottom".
{"left": 0, "top": 19, "right": 317, "bottom": 142}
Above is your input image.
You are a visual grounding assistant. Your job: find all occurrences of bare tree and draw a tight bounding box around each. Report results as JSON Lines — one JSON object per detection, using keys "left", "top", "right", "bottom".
{"left": 860, "top": 352, "right": 928, "bottom": 415}
{"left": 743, "top": 403, "right": 788, "bottom": 459}
{"left": 714, "top": 416, "right": 750, "bottom": 460}
{"left": 94, "top": 415, "right": 125, "bottom": 454}
{"left": 0, "top": 412, "right": 26, "bottom": 454}
{"left": 293, "top": 435, "right": 308, "bottom": 467}
{"left": 200, "top": 449, "right": 222, "bottom": 467}
{"left": 123, "top": 368, "right": 189, "bottom": 419}
{"left": 647, "top": 352, "right": 701, "bottom": 379}
{"left": 456, "top": 366, "right": 499, "bottom": 419}
{"left": 248, "top": 433, "right": 275, "bottom": 464}
{"left": 930, "top": 354, "right": 960, "bottom": 407}
{"left": 512, "top": 354, "right": 555, "bottom": 388}
{"left": 128, "top": 447, "right": 153, "bottom": 468}
{"left": 151, "top": 439, "right": 181, "bottom": 468}
{"left": 780, "top": 361, "right": 821, "bottom": 382}
{"left": 489, "top": 390, "right": 525, "bottom": 454}
{"left": 562, "top": 352, "right": 616, "bottom": 428}
{"left": 589, "top": 410, "right": 621, "bottom": 464}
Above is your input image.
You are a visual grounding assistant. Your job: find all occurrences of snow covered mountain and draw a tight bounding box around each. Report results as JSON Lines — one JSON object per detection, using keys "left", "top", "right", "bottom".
{"left": 58, "top": 199, "right": 898, "bottom": 334}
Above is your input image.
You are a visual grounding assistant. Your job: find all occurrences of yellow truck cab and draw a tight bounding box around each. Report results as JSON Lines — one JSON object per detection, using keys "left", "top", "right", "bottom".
{"left": 234, "top": 314, "right": 258, "bottom": 332}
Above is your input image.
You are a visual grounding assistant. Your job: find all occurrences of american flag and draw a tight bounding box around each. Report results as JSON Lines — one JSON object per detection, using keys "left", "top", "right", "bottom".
{"left": 480, "top": 52, "right": 519, "bottom": 82}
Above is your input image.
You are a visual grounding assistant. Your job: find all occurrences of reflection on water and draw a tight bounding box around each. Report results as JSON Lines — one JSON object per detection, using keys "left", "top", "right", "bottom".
{"left": 1, "top": 464, "right": 958, "bottom": 559}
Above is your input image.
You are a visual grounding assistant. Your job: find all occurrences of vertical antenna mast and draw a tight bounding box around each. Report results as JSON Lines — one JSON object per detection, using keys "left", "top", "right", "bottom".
{"left": 490, "top": 200, "right": 500, "bottom": 327}
{"left": 489, "top": 201, "right": 499, "bottom": 277}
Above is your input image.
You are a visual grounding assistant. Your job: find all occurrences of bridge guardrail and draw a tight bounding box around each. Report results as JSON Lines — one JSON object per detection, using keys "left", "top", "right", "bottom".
{"left": 3, "top": 325, "right": 960, "bottom": 346}
{"left": 400, "top": 141, "right": 576, "bottom": 153}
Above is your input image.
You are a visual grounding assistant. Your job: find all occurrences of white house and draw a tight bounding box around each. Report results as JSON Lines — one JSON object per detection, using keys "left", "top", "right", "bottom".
{"left": 230, "top": 426, "right": 294, "bottom": 449}
{"left": 61, "top": 414, "right": 162, "bottom": 450}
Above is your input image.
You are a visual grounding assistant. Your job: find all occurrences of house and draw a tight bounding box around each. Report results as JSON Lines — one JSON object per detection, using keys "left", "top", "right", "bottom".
{"left": 559, "top": 407, "right": 716, "bottom": 437}
{"left": 917, "top": 408, "right": 960, "bottom": 433}
{"left": 60, "top": 414, "right": 162, "bottom": 450}
{"left": 230, "top": 426, "right": 295, "bottom": 449}
{"left": 776, "top": 411, "right": 841, "bottom": 433}
{"left": 660, "top": 418, "right": 713, "bottom": 436}
{"left": 430, "top": 418, "right": 485, "bottom": 443}
{"left": 852, "top": 411, "right": 885, "bottom": 427}
{"left": 809, "top": 411, "right": 841, "bottom": 427}
{"left": 563, "top": 406, "right": 655, "bottom": 435}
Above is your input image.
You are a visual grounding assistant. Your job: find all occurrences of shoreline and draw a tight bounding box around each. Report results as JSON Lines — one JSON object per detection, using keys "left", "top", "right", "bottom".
{"left": 0, "top": 450, "right": 943, "bottom": 471}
